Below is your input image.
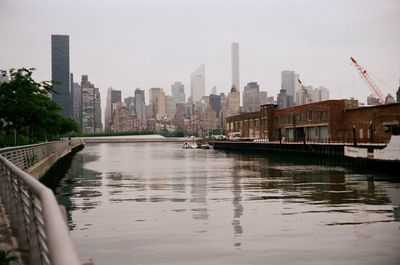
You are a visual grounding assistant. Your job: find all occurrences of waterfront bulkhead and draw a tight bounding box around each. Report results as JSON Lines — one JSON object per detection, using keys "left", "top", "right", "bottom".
{"left": 226, "top": 100, "right": 400, "bottom": 144}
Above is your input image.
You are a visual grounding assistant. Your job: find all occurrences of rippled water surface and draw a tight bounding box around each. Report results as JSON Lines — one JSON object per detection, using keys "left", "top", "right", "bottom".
{"left": 55, "top": 142, "right": 400, "bottom": 265}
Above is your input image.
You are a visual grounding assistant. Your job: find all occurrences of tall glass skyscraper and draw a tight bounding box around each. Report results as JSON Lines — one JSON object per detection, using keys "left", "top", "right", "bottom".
{"left": 51, "top": 35, "right": 71, "bottom": 117}
{"left": 190, "top": 64, "right": 205, "bottom": 104}
{"left": 231, "top": 43, "right": 240, "bottom": 92}
{"left": 281, "top": 70, "right": 296, "bottom": 100}
{"left": 171, "top": 81, "right": 185, "bottom": 103}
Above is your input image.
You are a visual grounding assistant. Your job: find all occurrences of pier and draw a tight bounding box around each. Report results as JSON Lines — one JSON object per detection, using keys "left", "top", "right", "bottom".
{"left": 213, "top": 140, "right": 386, "bottom": 157}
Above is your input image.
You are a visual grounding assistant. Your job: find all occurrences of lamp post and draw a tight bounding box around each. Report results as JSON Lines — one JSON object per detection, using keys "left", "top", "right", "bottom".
{"left": 279, "top": 128, "right": 282, "bottom": 144}
{"left": 369, "top": 121, "right": 373, "bottom": 143}
{"left": 352, "top": 125, "right": 357, "bottom": 146}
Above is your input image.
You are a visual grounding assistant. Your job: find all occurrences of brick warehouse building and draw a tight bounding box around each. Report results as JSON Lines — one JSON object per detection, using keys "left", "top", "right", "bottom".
{"left": 226, "top": 100, "right": 400, "bottom": 144}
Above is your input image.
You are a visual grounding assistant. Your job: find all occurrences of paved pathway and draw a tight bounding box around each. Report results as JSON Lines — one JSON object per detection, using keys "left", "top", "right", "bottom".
{"left": 0, "top": 200, "right": 25, "bottom": 264}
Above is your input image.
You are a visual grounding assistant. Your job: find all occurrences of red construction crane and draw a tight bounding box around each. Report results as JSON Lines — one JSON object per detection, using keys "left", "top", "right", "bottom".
{"left": 297, "top": 78, "right": 313, "bottom": 103}
{"left": 350, "top": 57, "right": 385, "bottom": 104}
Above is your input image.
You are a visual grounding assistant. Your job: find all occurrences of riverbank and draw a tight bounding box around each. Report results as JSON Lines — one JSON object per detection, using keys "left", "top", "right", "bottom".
{"left": 79, "top": 135, "right": 191, "bottom": 143}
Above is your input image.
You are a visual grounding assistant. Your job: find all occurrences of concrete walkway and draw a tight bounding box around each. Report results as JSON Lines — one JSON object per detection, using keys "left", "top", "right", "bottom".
{"left": 0, "top": 201, "right": 24, "bottom": 264}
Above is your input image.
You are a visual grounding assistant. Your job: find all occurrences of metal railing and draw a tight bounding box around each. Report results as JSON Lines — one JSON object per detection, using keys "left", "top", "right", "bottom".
{"left": 0, "top": 140, "right": 84, "bottom": 171}
{"left": 0, "top": 141, "right": 83, "bottom": 265}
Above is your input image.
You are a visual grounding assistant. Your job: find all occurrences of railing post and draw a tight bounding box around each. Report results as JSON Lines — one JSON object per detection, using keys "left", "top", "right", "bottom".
{"left": 13, "top": 180, "right": 30, "bottom": 250}
{"left": 28, "top": 194, "right": 43, "bottom": 265}
{"left": 0, "top": 140, "right": 85, "bottom": 265}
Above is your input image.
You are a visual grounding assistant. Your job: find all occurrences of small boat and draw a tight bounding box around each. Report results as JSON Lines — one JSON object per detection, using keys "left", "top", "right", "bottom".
{"left": 344, "top": 135, "right": 400, "bottom": 164}
{"left": 200, "top": 143, "right": 212, "bottom": 149}
{"left": 183, "top": 136, "right": 198, "bottom": 149}
{"left": 183, "top": 142, "right": 198, "bottom": 149}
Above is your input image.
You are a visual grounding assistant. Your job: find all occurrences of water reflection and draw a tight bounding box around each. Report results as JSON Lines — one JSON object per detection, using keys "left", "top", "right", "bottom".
{"left": 55, "top": 152, "right": 103, "bottom": 228}
{"left": 231, "top": 161, "right": 243, "bottom": 248}
{"left": 53, "top": 143, "right": 400, "bottom": 265}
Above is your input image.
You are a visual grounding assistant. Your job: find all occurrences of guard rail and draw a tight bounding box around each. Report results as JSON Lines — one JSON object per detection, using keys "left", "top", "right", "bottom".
{"left": 0, "top": 140, "right": 83, "bottom": 265}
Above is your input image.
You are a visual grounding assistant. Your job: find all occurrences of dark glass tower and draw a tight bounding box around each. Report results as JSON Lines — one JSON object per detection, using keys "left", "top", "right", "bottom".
{"left": 51, "top": 35, "right": 71, "bottom": 117}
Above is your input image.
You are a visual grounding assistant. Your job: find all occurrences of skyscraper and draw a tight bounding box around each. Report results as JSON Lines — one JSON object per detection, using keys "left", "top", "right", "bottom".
{"left": 190, "top": 64, "right": 205, "bottom": 104}
{"left": 315, "top": 86, "right": 329, "bottom": 102}
{"left": 51, "top": 34, "right": 71, "bottom": 117}
{"left": 171, "top": 81, "right": 185, "bottom": 103}
{"left": 81, "top": 75, "right": 95, "bottom": 133}
{"left": 149, "top": 88, "right": 166, "bottom": 120}
{"left": 243, "top": 82, "right": 260, "bottom": 112}
{"left": 104, "top": 87, "right": 122, "bottom": 132}
{"left": 209, "top": 94, "right": 222, "bottom": 118}
{"left": 166, "top": 95, "right": 177, "bottom": 120}
{"left": 71, "top": 81, "right": 82, "bottom": 125}
{"left": 94, "top": 87, "right": 102, "bottom": 132}
{"left": 231, "top": 43, "right": 240, "bottom": 92}
{"left": 281, "top": 70, "right": 296, "bottom": 102}
{"left": 135, "top": 88, "right": 146, "bottom": 129}
{"left": 227, "top": 85, "right": 240, "bottom": 114}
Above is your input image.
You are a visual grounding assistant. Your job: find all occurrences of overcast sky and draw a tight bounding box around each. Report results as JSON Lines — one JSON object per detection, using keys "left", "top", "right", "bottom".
{"left": 1, "top": 0, "right": 399, "bottom": 108}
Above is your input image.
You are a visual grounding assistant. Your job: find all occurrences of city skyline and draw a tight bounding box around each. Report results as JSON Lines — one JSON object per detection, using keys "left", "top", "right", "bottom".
{"left": 1, "top": 0, "right": 399, "bottom": 109}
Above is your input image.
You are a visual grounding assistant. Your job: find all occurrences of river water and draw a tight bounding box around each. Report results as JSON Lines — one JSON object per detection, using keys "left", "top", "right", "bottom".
{"left": 54, "top": 142, "right": 400, "bottom": 265}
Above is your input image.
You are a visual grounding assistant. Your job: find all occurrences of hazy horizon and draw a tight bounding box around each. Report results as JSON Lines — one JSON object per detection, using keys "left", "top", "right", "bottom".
{"left": 1, "top": 0, "right": 399, "bottom": 109}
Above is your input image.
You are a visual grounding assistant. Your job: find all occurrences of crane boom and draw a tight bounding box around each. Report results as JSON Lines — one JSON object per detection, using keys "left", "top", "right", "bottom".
{"left": 297, "top": 78, "right": 313, "bottom": 103}
{"left": 350, "top": 57, "right": 385, "bottom": 104}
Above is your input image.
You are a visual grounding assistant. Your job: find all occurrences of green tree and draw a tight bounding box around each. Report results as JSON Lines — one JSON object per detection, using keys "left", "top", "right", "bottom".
{"left": 0, "top": 68, "right": 79, "bottom": 145}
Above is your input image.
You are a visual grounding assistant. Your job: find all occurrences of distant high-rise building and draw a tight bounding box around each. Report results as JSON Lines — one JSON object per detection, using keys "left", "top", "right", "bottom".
{"left": 367, "top": 94, "right": 381, "bottom": 105}
{"left": 124, "top": 97, "right": 135, "bottom": 112}
{"left": 149, "top": 88, "right": 166, "bottom": 120}
{"left": 243, "top": 82, "right": 260, "bottom": 112}
{"left": 135, "top": 88, "right": 146, "bottom": 129}
{"left": 281, "top": 70, "right": 296, "bottom": 101}
{"left": 51, "top": 34, "right": 71, "bottom": 117}
{"left": 277, "top": 89, "right": 288, "bottom": 109}
{"left": 296, "top": 85, "right": 314, "bottom": 105}
{"left": 71, "top": 81, "right": 82, "bottom": 125}
{"left": 315, "top": 86, "right": 329, "bottom": 101}
{"left": 94, "top": 87, "right": 102, "bottom": 132}
{"left": 174, "top": 103, "right": 193, "bottom": 130}
{"left": 203, "top": 105, "right": 218, "bottom": 131}
{"left": 190, "top": 64, "right": 205, "bottom": 104}
{"left": 112, "top": 90, "right": 121, "bottom": 104}
{"left": 171, "top": 81, "right": 185, "bottom": 103}
{"left": 259, "top": 91, "right": 268, "bottom": 105}
{"left": 81, "top": 75, "right": 98, "bottom": 133}
{"left": 385, "top": 94, "right": 396, "bottom": 104}
{"left": 231, "top": 43, "right": 240, "bottom": 92}
{"left": 104, "top": 87, "right": 122, "bottom": 132}
{"left": 113, "top": 102, "right": 136, "bottom": 132}
{"left": 166, "top": 95, "right": 177, "bottom": 120}
{"left": 209, "top": 94, "right": 221, "bottom": 118}
{"left": 227, "top": 85, "right": 240, "bottom": 114}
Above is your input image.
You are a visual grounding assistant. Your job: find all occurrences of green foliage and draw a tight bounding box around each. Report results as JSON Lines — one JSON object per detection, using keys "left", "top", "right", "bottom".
{"left": 0, "top": 249, "right": 17, "bottom": 265}
{"left": 209, "top": 128, "right": 226, "bottom": 136}
{"left": 25, "top": 153, "right": 37, "bottom": 167}
{"left": 160, "top": 129, "right": 193, "bottom": 137}
{"left": 0, "top": 68, "right": 79, "bottom": 146}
